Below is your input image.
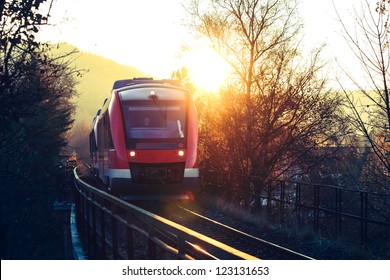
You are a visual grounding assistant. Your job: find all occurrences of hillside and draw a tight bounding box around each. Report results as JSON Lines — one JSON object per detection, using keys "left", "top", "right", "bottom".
{"left": 56, "top": 43, "right": 145, "bottom": 123}
{"left": 54, "top": 43, "right": 146, "bottom": 158}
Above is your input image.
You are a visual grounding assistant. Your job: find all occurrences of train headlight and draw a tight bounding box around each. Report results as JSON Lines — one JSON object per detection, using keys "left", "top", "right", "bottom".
{"left": 130, "top": 151, "right": 136, "bottom": 157}
{"left": 178, "top": 150, "right": 185, "bottom": 160}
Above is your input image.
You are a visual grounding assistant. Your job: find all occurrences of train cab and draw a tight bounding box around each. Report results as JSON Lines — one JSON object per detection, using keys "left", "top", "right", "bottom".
{"left": 90, "top": 78, "right": 199, "bottom": 199}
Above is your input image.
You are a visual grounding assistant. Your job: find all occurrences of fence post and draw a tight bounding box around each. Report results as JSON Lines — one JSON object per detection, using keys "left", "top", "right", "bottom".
{"left": 335, "top": 188, "right": 342, "bottom": 236}
{"left": 313, "top": 184, "right": 319, "bottom": 232}
{"left": 280, "top": 181, "right": 285, "bottom": 224}
{"left": 360, "top": 192, "right": 368, "bottom": 249}
{"left": 267, "top": 180, "right": 272, "bottom": 217}
{"left": 295, "top": 183, "right": 302, "bottom": 227}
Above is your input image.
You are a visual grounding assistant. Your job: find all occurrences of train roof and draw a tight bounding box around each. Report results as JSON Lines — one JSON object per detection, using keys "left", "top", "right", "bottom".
{"left": 112, "top": 77, "right": 182, "bottom": 90}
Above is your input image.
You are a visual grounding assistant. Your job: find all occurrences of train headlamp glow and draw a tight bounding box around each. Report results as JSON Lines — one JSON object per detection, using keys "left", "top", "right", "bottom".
{"left": 178, "top": 150, "right": 184, "bottom": 157}
{"left": 130, "top": 151, "right": 136, "bottom": 157}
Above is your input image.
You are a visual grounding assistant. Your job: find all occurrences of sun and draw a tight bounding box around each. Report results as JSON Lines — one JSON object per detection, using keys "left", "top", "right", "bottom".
{"left": 183, "top": 46, "right": 231, "bottom": 92}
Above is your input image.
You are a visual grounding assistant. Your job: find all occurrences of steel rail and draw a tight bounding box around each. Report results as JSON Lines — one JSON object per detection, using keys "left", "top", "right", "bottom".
{"left": 177, "top": 206, "right": 314, "bottom": 260}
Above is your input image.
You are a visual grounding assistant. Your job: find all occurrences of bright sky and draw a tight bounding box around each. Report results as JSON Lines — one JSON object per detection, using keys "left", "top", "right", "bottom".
{"left": 39, "top": 0, "right": 361, "bottom": 91}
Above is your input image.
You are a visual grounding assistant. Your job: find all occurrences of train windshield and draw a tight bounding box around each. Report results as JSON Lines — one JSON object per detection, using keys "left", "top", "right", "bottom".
{"left": 122, "top": 104, "right": 186, "bottom": 139}
{"left": 119, "top": 87, "right": 187, "bottom": 143}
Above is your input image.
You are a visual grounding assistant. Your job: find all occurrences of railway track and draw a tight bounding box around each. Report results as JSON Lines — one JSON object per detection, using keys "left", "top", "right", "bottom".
{"left": 134, "top": 201, "right": 314, "bottom": 260}
{"left": 75, "top": 165, "right": 313, "bottom": 259}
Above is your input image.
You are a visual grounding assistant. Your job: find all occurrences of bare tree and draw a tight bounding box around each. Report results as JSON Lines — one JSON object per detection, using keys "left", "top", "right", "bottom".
{"left": 188, "top": 0, "right": 349, "bottom": 194}
{"left": 335, "top": 0, "right": 390, "bottom": 190}
{"left": 0, "top": 0, "right": 53, "bottom": 80}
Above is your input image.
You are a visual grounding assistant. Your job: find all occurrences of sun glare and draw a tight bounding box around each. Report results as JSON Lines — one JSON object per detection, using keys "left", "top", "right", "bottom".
{"left": 183, "top": 46, "right": 231, "bottom": 92}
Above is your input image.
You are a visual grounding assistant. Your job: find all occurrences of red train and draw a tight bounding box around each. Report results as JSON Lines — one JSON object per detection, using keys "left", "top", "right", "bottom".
{"left": 89, "top": 78, "right": 199, "bottom": 199}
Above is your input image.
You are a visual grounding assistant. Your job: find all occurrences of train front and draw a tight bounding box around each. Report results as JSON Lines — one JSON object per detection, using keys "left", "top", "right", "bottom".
{"left": 110, "top": 83, "right": 199, "bottom": 198}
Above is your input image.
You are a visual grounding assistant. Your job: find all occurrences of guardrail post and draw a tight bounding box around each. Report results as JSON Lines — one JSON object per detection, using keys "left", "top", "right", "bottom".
{"left": 78, "top": 188, "right": 87, "bottom": 255}
{"left": 126, "top": 213, "right": 134, "bottom": 260}
{"left": 111, "top": 205, "right": 119, "bottom": 259}
{"left": 148, "top": 227, "right": 157, "bottom": 259}
{"left": 85, "top": 190, "right": 92, "bottom": 258}
{"left": 99, "top": 207, "right": 106, "bottom": 259}
{"left": 91, "top": 197, "right": 97, "bottom": 258}
{"left": 73, "top": 183, "right": 81, "bottom": 239}
{"left": 177, "top": 235, "right": 187, "bottom": 258}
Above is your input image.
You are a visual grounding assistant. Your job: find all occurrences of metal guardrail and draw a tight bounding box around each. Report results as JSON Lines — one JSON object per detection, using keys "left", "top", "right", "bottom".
{"left": 203, "top": 171, "right": 390, "bottom": 250}
{"left": 72, "top": 167, "right": 259, "bottom": 260}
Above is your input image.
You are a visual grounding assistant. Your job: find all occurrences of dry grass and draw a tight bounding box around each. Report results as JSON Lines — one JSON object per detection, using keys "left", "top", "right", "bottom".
{"left": 194, "top": 193, "right": 378, "bottom": 259}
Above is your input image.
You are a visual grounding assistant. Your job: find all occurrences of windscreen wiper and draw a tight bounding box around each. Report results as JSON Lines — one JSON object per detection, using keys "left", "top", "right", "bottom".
{"left": 177, "top": 120, "right": 184, "bottom": 138}
{"left": 148, "top": 90, "right": 167, "bottom": 120}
